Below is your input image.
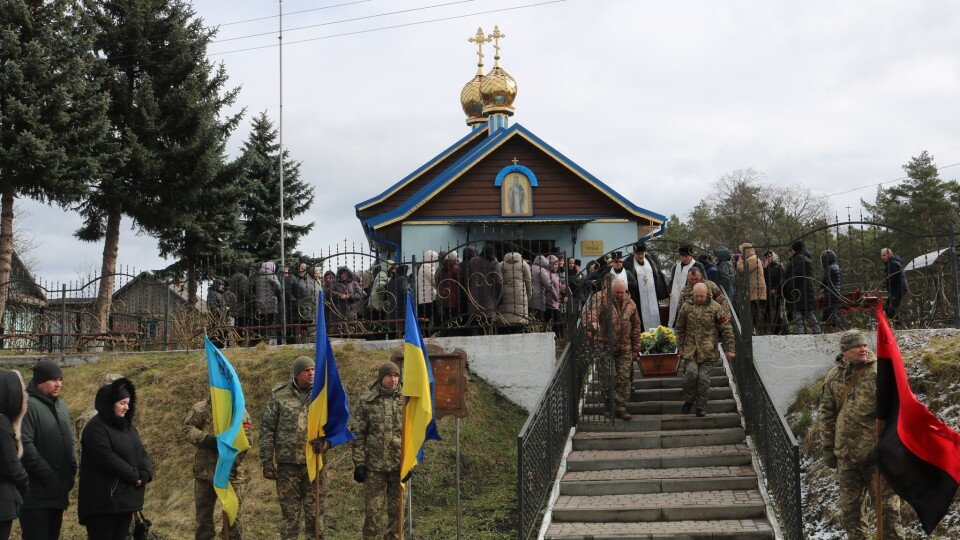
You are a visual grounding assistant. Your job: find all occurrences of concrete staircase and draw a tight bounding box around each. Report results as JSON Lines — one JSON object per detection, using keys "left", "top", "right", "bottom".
{"left": 544, "top": 363, "right": 776, "bottom": 539}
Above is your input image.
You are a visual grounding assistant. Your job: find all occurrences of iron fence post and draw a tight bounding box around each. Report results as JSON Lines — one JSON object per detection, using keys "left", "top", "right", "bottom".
{"left": 59, "top": 284, "right": 66, "bottom": 353}
{"left": 950, "top": 226, "right": 960, "bottom": 329}
{"left": 164, "top": 286, "right": 170, "bottom": 351}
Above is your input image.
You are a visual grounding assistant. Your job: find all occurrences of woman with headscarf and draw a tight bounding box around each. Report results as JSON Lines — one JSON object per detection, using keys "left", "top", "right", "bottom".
{"left": 78, "top": 378, "right": 153, "bottom": 540}
{"left": 0, "top": 370, "right": 28, "bottom": 540}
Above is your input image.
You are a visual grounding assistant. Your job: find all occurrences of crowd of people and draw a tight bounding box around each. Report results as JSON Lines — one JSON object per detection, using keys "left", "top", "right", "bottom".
{"left": 203, "top": 240, "right": 910, "bottom": 344}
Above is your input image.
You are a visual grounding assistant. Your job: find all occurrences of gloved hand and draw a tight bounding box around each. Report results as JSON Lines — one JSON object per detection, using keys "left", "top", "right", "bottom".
{"left": 402, "top": 470, "right": 412, "bottom": 483}
{"left": 310, "top": 437, "right": 330, "bottom": 454}
{"left": 823, "top": 450, "right": 837, "bottom": 470}
{"left": 202, "top": 434, "right": 219, "bottom": 450}
{"left": 353, "top": 466, "right": 367, "bottom": 484}
{"left": 262, "top": 463, "right": 277, "bottom": 480}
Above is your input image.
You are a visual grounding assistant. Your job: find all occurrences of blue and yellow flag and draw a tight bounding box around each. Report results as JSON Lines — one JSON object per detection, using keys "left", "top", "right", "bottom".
{"left": 203, "top": 336, "right": 250, "bottom": 526}
{"left": 400, "top": 291, "right": 442, "bottom": 482}
{"left": 306, "top": 289, "right": 355, "bottom": 481}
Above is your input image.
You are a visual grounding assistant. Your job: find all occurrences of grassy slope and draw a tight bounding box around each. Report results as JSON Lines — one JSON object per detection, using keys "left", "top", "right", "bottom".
{"left": 13, "top": 342, "right": 526, "bottom": 539}
{"left": 788, "top": 334, "right": 960, "bottom": 539}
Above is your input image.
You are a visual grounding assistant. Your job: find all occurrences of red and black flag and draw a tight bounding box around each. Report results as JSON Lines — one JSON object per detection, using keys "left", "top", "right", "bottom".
{"left": 875, "top": 305, "right": 960, "bottom": 534}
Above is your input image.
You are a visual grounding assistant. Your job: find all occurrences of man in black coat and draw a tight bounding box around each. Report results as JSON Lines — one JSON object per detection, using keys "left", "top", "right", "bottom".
{"left": 623, "top": 242, "right": 668, "bottom": 327}
{"left": 19, "top": 360, "right": 76, "bottom": 540}
{"left": 784, "top": 240, "right": 821, "bottom": 334}
{"left": 881, "top": 247, "right": 909, "bottom": 322}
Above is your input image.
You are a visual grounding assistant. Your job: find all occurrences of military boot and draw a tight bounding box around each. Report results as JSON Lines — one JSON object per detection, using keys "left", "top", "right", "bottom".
{"left": 681, "top": 402, "right": 693, "bottom": 414}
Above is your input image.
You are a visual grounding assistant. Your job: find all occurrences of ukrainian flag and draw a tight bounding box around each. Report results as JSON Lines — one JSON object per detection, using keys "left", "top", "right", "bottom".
{"left": 204, "top": 336, "right": 250, "bottom": 526}
{"left": 400, "top": 291, "right": 442, "bottom": 482}
{"left": 306, "top": 289, "right": 355, "bottom": 481}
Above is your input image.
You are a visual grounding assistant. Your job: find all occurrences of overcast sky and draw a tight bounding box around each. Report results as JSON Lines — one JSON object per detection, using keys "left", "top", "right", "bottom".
{"left": 19, "top": 0, "right": 960, "bottom": 286}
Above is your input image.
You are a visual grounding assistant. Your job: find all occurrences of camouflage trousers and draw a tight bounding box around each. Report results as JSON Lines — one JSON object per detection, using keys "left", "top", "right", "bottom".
{"left": 195, "top": 478, "right": 245, "bottom": 540}
{"left": 837, "top": 459, "right": 904, "bottom": 540}
{"left": 362, "top": 469, "right": 402, "bottom": 540}
{"left": 275, "top": 463, "right": 324, "bottom": 540}
{"left": 682, "top": 359, "right": 715, "bottom": 406}
{"left": 598, "top": 353, "right": 633, "bottom": 411}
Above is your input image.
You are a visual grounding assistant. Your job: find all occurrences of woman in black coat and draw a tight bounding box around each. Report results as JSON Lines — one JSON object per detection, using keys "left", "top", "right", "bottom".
{"left": 0, "top": 370, "right": 28, "bottom": 540}
{"left": 78, "top": 378, "right": 153, "bottom": 539}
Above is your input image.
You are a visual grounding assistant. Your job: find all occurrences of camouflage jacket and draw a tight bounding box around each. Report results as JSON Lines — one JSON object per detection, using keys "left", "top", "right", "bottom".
{"left": 259, "top": 380, "right": 311, "bottom": 466}
{"left": 819, "top": 355, "right": 878, "bottom": 463}
{"left": 584, "top": 290, "right": 641, "bottom": 356}
{"left": 675, "top": 297, "right": 735, "bottom": 362}
{"left": 185, "top": 399, "right": 253, "bottom": 482}
{"left": 350, "top": 385, "right": 402, "bottom": 472}
{"left": 678, "top": 279, "right": 730, "bottom": 318}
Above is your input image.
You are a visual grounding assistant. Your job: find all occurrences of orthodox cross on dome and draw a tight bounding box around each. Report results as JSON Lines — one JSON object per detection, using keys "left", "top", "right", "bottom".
{"left": 468, "top": 27, "right": 491, "bottom": 69}
{"left": 488, "top": 25, "right": 506, "bottom": 61}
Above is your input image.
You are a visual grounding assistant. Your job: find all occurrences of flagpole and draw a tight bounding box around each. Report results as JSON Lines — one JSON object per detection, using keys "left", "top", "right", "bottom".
{"left": 398, "top": 397, "right": 406, "bottom": 540}
{"left": 314, "top": 460, "right": 321, "bottom": 540}
{"left": 222, "top": 510, "right": 231, "bottom": 540}
{"left": 876, "top": 419, "right": 884, "bottom": 540}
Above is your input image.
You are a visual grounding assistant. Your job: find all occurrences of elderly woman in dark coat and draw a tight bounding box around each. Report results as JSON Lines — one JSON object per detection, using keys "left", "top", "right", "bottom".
{"left": 0, "top": 370, "right": 28, "bottom": 540}
{"left": 78, "top": 378, "right": 153, "bottom": 540}
{"left": 328, "top": 267, "right": 363, "bottom": 326}
{"left": 467, "top": 244, "right": 503, "bottom": 324}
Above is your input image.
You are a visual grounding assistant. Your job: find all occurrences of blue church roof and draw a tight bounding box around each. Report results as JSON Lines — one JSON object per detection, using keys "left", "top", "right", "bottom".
{"left": 357, "top": 123, "right": 666, "bottom": 231}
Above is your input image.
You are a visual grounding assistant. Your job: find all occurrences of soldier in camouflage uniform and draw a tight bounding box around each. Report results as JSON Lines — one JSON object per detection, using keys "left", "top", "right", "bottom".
{"left": 185, "top": 397, "right": 253, "bottom": 540}
{"left": 260, "top": 356, "right": 323, "bottom": 540}
{"left": 819, "top": 330, "right": 903, "bottom": 540}
{"left": 678, "top": 267, "right": 730, "bottom": 318}
{"left": 351, "top": 362, "right": 403, "bottom": 540}
{"left": 675, "top": 283, "right": 735, "bottom": 417}
{"left": 585, "top": 279, "right": 641, "bottom": 420}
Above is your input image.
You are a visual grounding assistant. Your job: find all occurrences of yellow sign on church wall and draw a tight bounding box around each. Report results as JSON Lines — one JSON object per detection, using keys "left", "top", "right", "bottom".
{"left": 581, "top": 241, "right": 604, "bottom": 256}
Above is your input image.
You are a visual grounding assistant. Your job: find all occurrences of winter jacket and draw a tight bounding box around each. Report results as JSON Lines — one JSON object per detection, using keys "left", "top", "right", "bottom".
{"left": 77, "top": 378, "right": 153, "bottom": 523}
{"left": 585, "top": 288, "right": 641, "bottom": 356}
{"left": 714, "top": 247, "right": 736, "bottom": 301}
{"left": 207, "top": 279, "right": 228, "bottom": 319}
{"left": 21, "top": 381, "right": 76, "bottom": 510}
{"left": 467, "top": 246, "right": 503, "bottom": 319}
{"left": 0, "top": 371, "right": 28, "bottom": 522}
{"left": 259, "top": 379, "right": 311, "bottom": 466}
{"left": 784, "top": 249, "right": 816, "bottom": 312}
{"left": 885, "top": 255, "right": 908, "bottom": 298}
{"left": 184, "top": 399, "right": 252, "bottom": 483}
{"left": 459, "top": 247, "right": 479, "bottom": 313}
{"left": 499, "top": 252, "right": 532, "bottom": 324}
{"left": 385, "top": 269, "right": 412, "bottom": 320}
{"left": 327, "top": 268, "right": 363, "bottom": 323}
{"left": 416, "top": 251, "right": 438, "bottom": 306}
{"left": 254, "top": 264, "right": 282, "bottom": 315}
{"left": 294, "top": 271, "right": 320, "bottom": 322}
{"left": 228, "top": 271, "right": 252, "bottom": 319}
{"left": 675, "top": 296, "right": 735, "bottom": 363}
{"left": 736, "top": 243, "right": 767, "bottom": 302}
{"left": 820, "top": 250, "right": 842, "bottom": 309}
{"left": 437, "top": 256, "right": 461, "bottom": 311}
{"left": 530, "top": 255, "right": 560, "bottom": 311}
{"left": 368, "top": 263, "right": 394, "bottom": 313}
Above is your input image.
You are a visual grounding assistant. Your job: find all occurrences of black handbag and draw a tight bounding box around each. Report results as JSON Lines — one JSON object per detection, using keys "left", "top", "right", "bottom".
{"left": 133, "top": 511, "right": 151, "bottom": 540}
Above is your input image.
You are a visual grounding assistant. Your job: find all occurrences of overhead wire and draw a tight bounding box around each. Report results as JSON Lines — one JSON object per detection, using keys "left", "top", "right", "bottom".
{"left": 816, "top": 161, "right": 960, "bottom": 200}
{"left": 217, "top": 0, "right": 375, "bottom": 27}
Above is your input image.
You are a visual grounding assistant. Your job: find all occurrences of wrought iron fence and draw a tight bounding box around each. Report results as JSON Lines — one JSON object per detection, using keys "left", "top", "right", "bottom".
{"left": 730, "top": 272, "right": 803, "bottom": 540}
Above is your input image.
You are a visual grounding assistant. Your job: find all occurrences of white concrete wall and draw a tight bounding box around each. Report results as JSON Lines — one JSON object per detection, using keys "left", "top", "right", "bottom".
{"left": 351, "top": 332, "right": 556, "bottom": 413}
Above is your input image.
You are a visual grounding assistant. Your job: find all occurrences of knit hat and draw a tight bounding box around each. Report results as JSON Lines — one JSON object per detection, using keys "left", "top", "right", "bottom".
{"left": 840, "top": 330, "right": 867, "bottom": 352}
{"left": 791, "top": 240, "right": 805, "bottom": 252}
{"left": 292, "top": 356, "right": 315, "bottom": 378}
{"left": 377, "top": 362, "right": 400, "bottom": 382}
{"left": 32, "top": 360, "right": 63, "bottom": 385}
{"left": 114, "top": 385, "right": 131, "bottom": 401}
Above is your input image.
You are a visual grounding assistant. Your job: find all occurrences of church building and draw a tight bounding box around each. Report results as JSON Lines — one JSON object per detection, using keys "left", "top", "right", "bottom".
{"left": 355, "top": 27, "right": 665, "bottom": 263}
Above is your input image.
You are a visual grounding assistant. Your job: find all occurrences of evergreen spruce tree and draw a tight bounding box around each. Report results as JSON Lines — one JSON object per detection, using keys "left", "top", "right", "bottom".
{"left": 233, "top": 111, "right": 315, "bottom": 263}
{"left": 76, "top": 0, "right": 243, "bottom": 320}
{"left": 0, "top": 0, "right": 108, "bottom": 321}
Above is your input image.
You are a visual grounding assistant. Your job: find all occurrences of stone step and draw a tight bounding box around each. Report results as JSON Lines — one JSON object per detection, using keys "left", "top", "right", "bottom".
{"left": 544, "top": 518, "right": 775, "bottom": 539}
{"left": 572, "top": 427, "right": 745, "bottom": 451}
{"left": 560, "top": 465, "right": 758, "bottom": 496}
{"left": 577, "top": 413, "right": 741, "bottom": 434}
{"left": 633, "top": 375, "right": 729, "bottom": 389}
{"left": 551, "top": 489, "right": 767, "bottom": 522}
{"left": 630, "top": 386, "right": 733, "bottom": 401}
{"left": 565, "top": 443, "right": 751, "bottom": 471}
{"left": 582, "top": 398, "right": 737, "bottom": 415}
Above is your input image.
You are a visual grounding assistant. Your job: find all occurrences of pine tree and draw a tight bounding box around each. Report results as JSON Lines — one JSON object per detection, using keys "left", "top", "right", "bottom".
{"left": 0, "top": 0, "right": 108, "bottom": 321}
{"left": 232, "top": 112, "right": 315, "bottom": 263}
{"left": 76, "top": 0, "right": 243, "bottom": 321}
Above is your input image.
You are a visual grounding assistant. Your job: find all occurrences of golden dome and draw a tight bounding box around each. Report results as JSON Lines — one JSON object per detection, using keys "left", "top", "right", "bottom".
{"left": 460, "top": 74, "right": 486, "bottom": 126}
{"left": 480, "top": 26, "right": 517, "bottom": 114}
